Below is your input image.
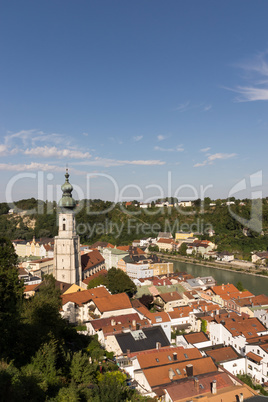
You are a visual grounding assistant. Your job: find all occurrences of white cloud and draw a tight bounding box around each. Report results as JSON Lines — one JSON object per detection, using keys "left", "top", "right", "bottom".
{"left": 0, "top": 144, "right": 9, "bottom": 156}
{"left": 157, "top": 134, "right": 167, "bottom": 141}
{"left": 0, "top": 162, "right": 86, "bottom": 175}
{"left": 24, "top": 146, "right": 91, "bottom": 159}
{"left": 5, "top": 129, "right": 67, "bottom": 147}
{"left": 109, "top": 137, "right": 123, "bottom": 145}
{"left": 227, "top": 51, "right": 268, "bottom": 102}
{"left": 133, "top": 135, "right": 143, "bottom": 142}
{"left": 230, "top": 86, "right": 268, "bottom": 102}
{"left": 175, "top": 101, "right": 191, "bottom": 112}
{"left": 203, "top": 104, "right": 212, "bottom": 111}
{"left": 75, "top": 157, "right": 165, "bottom": 167}
{"left": 154, "top": 145, "right": 184, "bottom": 152}
{"left": 200, "top": 147, "right": 211, "bottom": 153}
{"left": 0, "top": 162, "right": 63, "bottom": 172}
{"left": 194, "top": 152, "right": 237, "bottom": 167}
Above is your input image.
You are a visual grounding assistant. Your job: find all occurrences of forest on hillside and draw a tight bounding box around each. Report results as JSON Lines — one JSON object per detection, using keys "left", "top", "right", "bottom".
{"left": 1, "top": 197, "right": 268, "bottom": 259}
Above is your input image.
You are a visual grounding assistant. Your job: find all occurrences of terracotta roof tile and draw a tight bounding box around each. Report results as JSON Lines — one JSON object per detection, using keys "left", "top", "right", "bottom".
{"left": 142, "top": 356, "right": 217, "bottom": 388}
{"left": 184, "top": 332, "right": 209, "bottom": 344}
{"left": 93, "top": 293, "right": 132, "bottom": 313}
{"left": 206, "top": 346, "right": 239, "bottom": 362}
{"left": 24, "top": 284, "right": 39, "bottom": 292}
{"left": 61, "top": 287, "right": 110, "bottom": 307}
{"left": 136, "top": 347, "right": 202, "bottom": 369}
{"left": 159, "top": 291, "right": 183, "bottom": 302}
{"left": 81, "top": 250, "right": 105, "bottom": 272}
{"left": 246, "top": 351, "right": 263, "bottom": 363}
{"left": 163, "top": 370, "right": 244, "bottom": 401}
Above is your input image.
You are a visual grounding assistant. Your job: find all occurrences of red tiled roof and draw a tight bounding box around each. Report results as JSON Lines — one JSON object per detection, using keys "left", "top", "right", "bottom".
{"left": 184, "top": 332, "right": 209, "bottom": 344}
{"left": 251, "top": 294, "right": 268, "bottom": 306}
{"left": 81, "top": 249, "right": 105, "bottom": 272}
{"left": 61, "top": 287, "right": 110, "bottom": 307}
{"left": 168, "top": 306, "right": 193, "bottom": 319}
{"left": 90, "top": 313, "right": 151, "bottom": 335}
{"left": 164, "top": 370, "right": 238, "bottom": 401}
{"left": 206, "top": 346, "right": 239, "bottom": 362}
{"left": 24, "top": 284, "right": 39, "bottom": 292}
{"left": 93, "top": 293, "right": 132, "bottom": 313}
{"left": 211, "top": 283, "right": 238, "bottom": 296}
{"left": 159, "top": 291, "right": 183, "bottom": 302}
{"left": 246, "top": 351, "right": 263, "bottom": 363}
{"left": 117, "top": 245, "right": 145, "bottom": 254}
{"left": 136, "top": 347, "right": 202, "bottom": 369}
{"left": 223, "top": 317, "right": 267, "bottom": 339}
{"left": 157, "top": 238, "right": 176, "bottom": 244}
{"left": 142, "top": 356, "right": 217, "bottom": 388}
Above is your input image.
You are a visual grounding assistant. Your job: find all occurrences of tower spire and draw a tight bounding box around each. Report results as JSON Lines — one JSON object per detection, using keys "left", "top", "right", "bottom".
{"left": 58, "top": 168, "right": 76, "bottom": 209}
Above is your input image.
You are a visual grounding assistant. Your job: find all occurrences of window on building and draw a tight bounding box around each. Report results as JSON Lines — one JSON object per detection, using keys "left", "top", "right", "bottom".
{"left": 248, "top": 364, "right": 252, "bottom": 370}
{"left": 63, "top": 224, "right": 66, "bottom": 231}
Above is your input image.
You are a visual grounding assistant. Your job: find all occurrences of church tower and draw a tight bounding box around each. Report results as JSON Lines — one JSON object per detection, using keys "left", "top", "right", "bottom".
{"left": 53, "top": 169, "right": 82, "bottom": 285}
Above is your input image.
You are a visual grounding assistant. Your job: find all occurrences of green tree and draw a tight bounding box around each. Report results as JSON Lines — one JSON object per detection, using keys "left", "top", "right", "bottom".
{"left": 106, "top": 268, "right": 137, "bottom": 297}
{"left": 201, "top": 319, "right": 207, "bottom": 333}
{"left": 70, "top": 350, "right": 95, "bottom": 384}
{"left": 87, "top": 275, "right": 107, "bottom": 289}
{"left": 24, "top": 338, "right": 61, "bottom": 392}
{"left": 236, "top": 281, "right": 244, "bottom": 292}
{"left": 0, "top": 237, "right": 24, "bottom": 360}
{"left": 179, "top": 242, "right": 187, "bottom": 256}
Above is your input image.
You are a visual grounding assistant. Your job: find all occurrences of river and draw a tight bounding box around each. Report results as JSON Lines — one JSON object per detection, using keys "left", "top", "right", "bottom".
{"left": 172, "top": 260, "right": 268, "bottom": 296}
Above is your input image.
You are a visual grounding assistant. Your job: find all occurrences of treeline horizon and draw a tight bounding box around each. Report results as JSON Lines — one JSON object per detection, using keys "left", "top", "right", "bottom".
{"left": 0, "top": 197, "right": 268, "bottom": 260}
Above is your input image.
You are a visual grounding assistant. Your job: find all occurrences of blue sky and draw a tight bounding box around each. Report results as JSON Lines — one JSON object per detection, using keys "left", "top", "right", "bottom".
{"left": 1, "top": 1, "right": 268, "bottom": 203}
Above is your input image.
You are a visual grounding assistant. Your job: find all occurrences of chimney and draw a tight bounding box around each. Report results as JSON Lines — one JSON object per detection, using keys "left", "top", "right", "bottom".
{"left": 126, "top": 349, "right": 130, "bottom": 356}
{"left": 186, "top": 364, "right": 193, "bottom": 377}
{"left": 194, "top": 377, "right": 199, "bottom": 391}
{"left": 173, "top": 352, "right": 177, "bottom": 361}
{"left": 111, "top": 319, "right": 116, "bottom": 326}
{"left": 156, "top": 342, "right": 161, "bottom": 349}
{"left": 211, "top": 380, "right": 217, "bottom": 395}
{"left": 169, "top": 368, "right": 175, "bottom": 381}
{"left": 222, "top": 284, "right": 224, "bottom": 290}
{"left": 239, "top": 393, "right": 244, "bottom": 402}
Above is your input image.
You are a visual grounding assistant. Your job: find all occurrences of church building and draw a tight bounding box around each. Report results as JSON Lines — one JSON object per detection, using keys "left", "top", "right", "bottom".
{"left": 53, "top": 170, "right": 82, "bottom": 285}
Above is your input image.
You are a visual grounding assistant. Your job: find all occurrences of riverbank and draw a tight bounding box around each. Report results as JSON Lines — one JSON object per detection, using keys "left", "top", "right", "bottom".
{"left": 155, "top": 252, "right": 268, "bottom": 279}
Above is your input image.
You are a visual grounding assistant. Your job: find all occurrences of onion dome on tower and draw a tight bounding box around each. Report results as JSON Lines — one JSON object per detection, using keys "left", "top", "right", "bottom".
{"left": 58, "top": 169, "right": 76, "bottom": 209}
